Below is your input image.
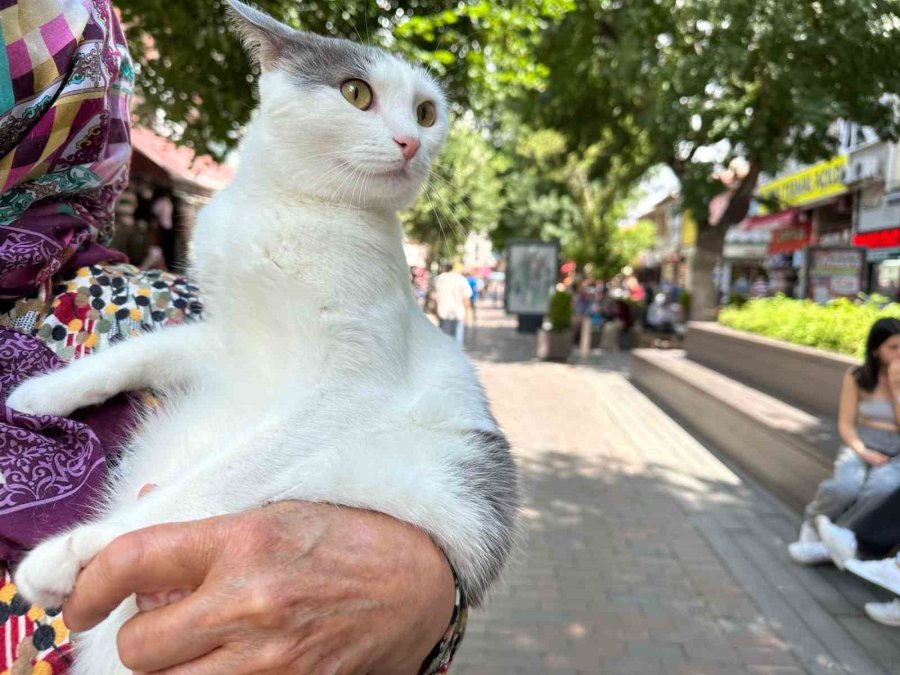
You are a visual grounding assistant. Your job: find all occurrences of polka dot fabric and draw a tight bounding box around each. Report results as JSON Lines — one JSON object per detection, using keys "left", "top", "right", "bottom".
{"left": 0, "top": 263, "right": 203, "bottom": 361}
{"left": 0, "top": 568, "right": 72, "bottom": 674}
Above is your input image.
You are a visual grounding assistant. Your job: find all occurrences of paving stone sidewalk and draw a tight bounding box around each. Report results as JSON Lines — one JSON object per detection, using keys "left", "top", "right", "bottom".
{"left": 452, "top": 306, "right": 900, "bottom": 675}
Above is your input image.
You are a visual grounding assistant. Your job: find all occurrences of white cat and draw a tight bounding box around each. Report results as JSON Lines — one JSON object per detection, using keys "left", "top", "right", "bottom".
{"left": 8, "top": 2, "right": 519, "bottom": 672}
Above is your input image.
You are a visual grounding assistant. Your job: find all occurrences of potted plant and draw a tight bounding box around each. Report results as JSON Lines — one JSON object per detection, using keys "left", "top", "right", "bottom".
{"left": 537, "top": 290, "right": 574, "bottom": 361}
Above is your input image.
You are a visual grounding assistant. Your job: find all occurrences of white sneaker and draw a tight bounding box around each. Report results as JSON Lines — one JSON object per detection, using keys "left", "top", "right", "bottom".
{"left": 846, "top": 557, "right": 900, "bottom": 596}
{"left": 788, "top": 541, "right": 832, "bottom": 565}
{"left": 815, "top": 515, "right": 858, "bottom": 570}
{"left": 864, "top": 600, "right": 900, "bottom": 627}
{"left": 798, "top": 520, "right": 821, "bottom": 543}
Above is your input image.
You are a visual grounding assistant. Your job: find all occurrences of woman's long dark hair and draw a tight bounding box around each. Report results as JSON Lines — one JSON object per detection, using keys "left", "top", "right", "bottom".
{"left": 854, "top": 317, "right": 900, "bottom": 391}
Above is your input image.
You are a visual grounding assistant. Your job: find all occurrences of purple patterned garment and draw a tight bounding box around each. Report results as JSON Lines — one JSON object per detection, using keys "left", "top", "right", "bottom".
{"left": 0, "top": 328, "right": 134, "bottom": 562}
{"left": 0, "top": 0, "right": 135, "bottom": 561}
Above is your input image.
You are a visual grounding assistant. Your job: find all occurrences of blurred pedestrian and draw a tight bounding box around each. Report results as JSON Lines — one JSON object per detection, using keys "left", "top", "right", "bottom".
{"left": 433, "top": 263, "right": 471, "bottom": 347}
{"left": 465, "top": 270, "right": 479, "bottom": 321}
{"left": 750, "top": 272, "right": 770, "bottom": 298}
{"left": 790, "top": 318, "right": 900, "bottom": 564}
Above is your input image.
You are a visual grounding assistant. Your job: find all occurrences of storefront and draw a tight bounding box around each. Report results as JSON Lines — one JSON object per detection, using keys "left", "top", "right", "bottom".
{"left": 854, "top": 185, "right": 900, "bottom": 300}
{"left": 734, "top": 209, "right": 811, "bottom": 297}
{"left": 721, "top": 226, "right": 771, "bottom": 297}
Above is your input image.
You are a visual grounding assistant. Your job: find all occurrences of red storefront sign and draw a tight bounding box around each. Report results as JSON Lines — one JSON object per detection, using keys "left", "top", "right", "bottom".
{"left": 852, "top": 227, "right": 900, "bottom": 249}
{"left": 770, "top": 222, "right": 813, "bottom": 253}
{"left": 742, "top": 209, "right": 801, "bottom": 231}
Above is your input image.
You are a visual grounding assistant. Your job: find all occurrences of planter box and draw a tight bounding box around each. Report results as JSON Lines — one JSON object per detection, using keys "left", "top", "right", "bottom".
{"left": 686, "top": 322, "right": 856, "bottom": 417}
{"left": 537, "top": 328, "right": 572, "bottom": 361}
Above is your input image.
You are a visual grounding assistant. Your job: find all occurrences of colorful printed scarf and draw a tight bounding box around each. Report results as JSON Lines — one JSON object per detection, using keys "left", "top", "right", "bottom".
{"left": 0, "top": 0, "right": 129, "bottom": 300}
{"left": 0, "top": 0, "right": 134, "bottom": 560}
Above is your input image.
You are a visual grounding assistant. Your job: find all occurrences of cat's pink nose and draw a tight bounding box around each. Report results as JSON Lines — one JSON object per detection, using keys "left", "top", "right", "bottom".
{"left": 394, "top": 136, "right": 420, "bottom": 161}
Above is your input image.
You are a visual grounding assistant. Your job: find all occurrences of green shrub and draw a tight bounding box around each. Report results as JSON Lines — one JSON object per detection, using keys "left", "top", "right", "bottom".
{"left": 718, "top": 296, "right": 900, "bottom": 358}
{"left": 728, "top": 292, "right": 748, "bottom": 308}
{"left": 679, "top": 290, "right": 692, "bottom": 314}
{"left": 547, "top": 290, "right": 574, "bottom": 331}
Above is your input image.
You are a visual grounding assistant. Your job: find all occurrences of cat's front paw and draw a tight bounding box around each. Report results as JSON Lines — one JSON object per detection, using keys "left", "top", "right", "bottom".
{"left": 6, "top": 368, "right": 107, "bottom": 417}
{"left": 14, "top": 534, "right": 82, "bottom": 609}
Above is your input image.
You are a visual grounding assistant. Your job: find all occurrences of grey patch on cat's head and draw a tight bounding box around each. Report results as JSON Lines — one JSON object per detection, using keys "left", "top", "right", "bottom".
{"left": 455, "top": 429, "right": 520, "bottom": 607}
{"left": 226, "top": 0, "right": 378, "bottom": 86}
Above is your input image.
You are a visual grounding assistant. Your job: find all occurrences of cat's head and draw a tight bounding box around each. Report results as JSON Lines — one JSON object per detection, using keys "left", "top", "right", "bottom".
{"left": 227, "top": 0, "right": 448, "bottom": 212}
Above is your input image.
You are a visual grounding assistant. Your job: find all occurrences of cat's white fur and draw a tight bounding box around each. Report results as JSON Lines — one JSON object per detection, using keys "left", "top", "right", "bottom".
{"left": 8, "top": 4, "right": 518, "bottom": 672}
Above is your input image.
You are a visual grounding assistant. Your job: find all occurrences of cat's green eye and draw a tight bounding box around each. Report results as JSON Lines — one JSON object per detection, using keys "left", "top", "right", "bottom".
{"left": 417, "top": 101, "right": 437, "bottom": 127}
{"left": 340, "top": 79, "right": 373, "bottom": 110}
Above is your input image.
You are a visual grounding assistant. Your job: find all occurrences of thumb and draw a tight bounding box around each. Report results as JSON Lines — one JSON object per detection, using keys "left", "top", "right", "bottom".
{"left": 63, "top": 519, "right": 221, "bottom": 632}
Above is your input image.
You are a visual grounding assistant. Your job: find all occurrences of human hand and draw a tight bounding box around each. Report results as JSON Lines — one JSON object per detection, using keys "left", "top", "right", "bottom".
{"left": 62, "top": 501, "right": 456, "bottom": 674}
{"left": 888, "top": 360, "right": 900, "bottom": 395}
{"left": 859, "top": 448, "right": 891, "bottom": 467}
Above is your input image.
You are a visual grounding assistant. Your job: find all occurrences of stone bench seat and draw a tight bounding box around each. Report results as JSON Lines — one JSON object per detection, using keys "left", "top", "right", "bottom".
{"left": 631, "top": 348, "right": 840, "bottom": 511}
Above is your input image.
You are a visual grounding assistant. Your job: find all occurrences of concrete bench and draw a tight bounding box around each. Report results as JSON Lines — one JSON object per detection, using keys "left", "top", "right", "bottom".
{"left": 631, "top": 348, "right": 840, "bottom": 512}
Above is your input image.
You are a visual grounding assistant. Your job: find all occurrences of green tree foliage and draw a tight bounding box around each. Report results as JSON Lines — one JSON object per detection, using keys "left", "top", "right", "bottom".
{"left": 533, "top": 0, "right": 900, "bottom": 315}
{"left": 402, "top": 121, "right": 504, "bottom": 262}
{"left": 492, "top": 127, "right": 653, "bottom": 278}
{"left": 119, "top": 0, "right": 569, "bottom": 158}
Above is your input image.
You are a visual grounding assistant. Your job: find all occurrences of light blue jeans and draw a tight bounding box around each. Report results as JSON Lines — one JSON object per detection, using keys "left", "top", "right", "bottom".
{"left": 805, "top": 427, "right": 900, "bottom": 528}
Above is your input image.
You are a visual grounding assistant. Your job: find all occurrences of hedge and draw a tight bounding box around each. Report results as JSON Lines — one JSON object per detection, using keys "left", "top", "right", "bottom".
{"left": 718, "top": 296, "right": 900, "bottom": 358}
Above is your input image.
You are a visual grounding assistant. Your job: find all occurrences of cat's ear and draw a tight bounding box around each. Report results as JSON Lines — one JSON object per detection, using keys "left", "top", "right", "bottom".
{"left": 226, "top": 0, "right": 295, "bottom": 71}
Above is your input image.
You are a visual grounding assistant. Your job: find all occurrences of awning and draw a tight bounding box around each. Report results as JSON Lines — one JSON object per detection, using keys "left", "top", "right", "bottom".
{"left": 740, "top": 208, "right": 800, "bottom": 231}
{"left": 130, "top": 127, "right": 234, "bottom": 193}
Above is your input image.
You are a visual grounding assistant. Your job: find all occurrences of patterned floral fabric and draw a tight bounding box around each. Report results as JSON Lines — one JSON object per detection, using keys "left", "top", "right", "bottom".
{"left": 0, "top": 262, "right": 203, "bottom": 563}
{"left": 0, "top": 0, "right": 131, "bottom": 300}
{"left": 421, "top": 576, "right": 467, "bottom": 675}
{"left": 0, "top": 261, "right": 203, "bottom": 672}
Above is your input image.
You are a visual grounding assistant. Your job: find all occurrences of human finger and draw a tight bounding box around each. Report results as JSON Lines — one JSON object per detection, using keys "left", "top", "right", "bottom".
{"left": 137, "top": 644, "right": 259, "bottom": 675}
{"left": 64, "top": 521, "right": 218, "bottom": 631}
{"left": 117, "top": 589, "right": 227, "bottom": 672}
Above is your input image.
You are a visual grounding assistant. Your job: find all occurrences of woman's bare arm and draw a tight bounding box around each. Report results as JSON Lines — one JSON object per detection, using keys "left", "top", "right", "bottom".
{"left": 838, "top": 369, "right": 865, "bottom": 454}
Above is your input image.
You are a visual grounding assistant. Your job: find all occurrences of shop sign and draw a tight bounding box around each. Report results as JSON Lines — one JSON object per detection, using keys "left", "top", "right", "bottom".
{"left": 770, "top": 222, "right": 813, "bottom": 254}
{"left": 819, "top": 228, "right": 852, "bottom": 247}
{"left": 867, "top": 247, "right": 900, "bottom": 263}
{"left": 724, "top": 225, "right": 770, "bottom": 259}
{"left": 805, "top": 247, "right": 866, "bottom": 303}
{"left": 857, "top": 185, "right": 900, "bottom": 233}
{"left": 758, "top": 155, "right": 848, "bottom": 211}
{"left": 853, "top": 227, "right": 900, "bottom": 249}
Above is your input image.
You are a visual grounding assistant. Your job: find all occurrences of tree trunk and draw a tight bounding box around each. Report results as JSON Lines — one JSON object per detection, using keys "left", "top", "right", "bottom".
{"left": 690, "top": 222, "right": 727, "bottom": 321}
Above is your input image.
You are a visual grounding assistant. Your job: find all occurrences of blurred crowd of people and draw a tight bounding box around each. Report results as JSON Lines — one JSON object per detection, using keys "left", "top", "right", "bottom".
{"left": 568, "top": 273, "right": 690, "bottom": 351}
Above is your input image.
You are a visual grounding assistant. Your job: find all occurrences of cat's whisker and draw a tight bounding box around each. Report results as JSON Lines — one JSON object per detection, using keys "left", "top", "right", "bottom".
{"left": 423, "top": 183, "right": 453, "bottom": 259}
{"left": 425, "top": 177, "right": 472, "bottom": 244}
{"left": 332, "top": 164, "right": 362, "bottom": 206}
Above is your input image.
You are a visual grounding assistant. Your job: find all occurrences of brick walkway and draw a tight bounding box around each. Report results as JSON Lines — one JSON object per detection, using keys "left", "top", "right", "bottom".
{"left": 452, "top": 305, "right": 900, "bottom": 675}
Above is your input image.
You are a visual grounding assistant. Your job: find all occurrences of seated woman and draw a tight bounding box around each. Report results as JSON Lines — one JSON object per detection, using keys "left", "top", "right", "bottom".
{"left": 789, "top": 318, "right": 900, "bottom": 564}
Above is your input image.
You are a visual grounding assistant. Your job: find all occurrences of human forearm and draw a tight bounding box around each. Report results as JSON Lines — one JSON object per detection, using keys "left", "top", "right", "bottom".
{"left": 839, "top": 425, "right": 866, "bottom": 455}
